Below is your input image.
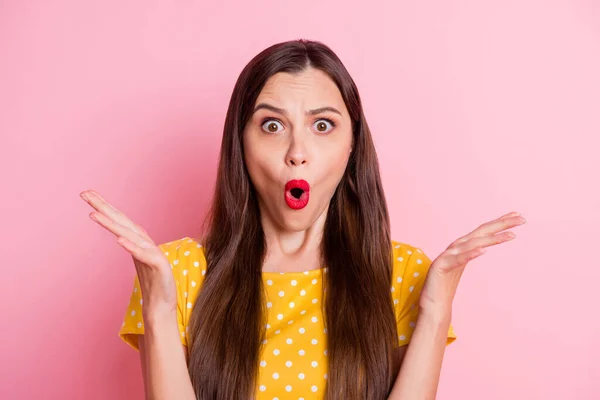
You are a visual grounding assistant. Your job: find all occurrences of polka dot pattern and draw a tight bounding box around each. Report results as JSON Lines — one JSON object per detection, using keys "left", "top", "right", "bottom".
{"left": 119, "top": 237, "right": 457, "bottom": 399}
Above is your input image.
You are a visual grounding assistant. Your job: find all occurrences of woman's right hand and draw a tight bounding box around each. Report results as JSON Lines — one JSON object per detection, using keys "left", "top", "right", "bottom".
{"left": 80, "top": 190, "right": 178, "bottom": 318}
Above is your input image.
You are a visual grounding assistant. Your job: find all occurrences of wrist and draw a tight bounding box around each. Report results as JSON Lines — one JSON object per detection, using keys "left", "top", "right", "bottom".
{"left": 418, "top": 302, "right": 453, "bottom": 323}
{"left": 143, "top": 306, "right": 178, "bottom": 328}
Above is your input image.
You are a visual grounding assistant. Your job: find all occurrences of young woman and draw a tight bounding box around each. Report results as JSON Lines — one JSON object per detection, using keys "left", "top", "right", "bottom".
{"left": 81, "top": 39, "right": 525, "bottom": 399}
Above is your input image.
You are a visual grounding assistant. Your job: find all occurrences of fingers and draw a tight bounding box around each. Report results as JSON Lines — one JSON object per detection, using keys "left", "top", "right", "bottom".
{"left": 452, "top": 230, "right": 516, "bottom": 255}
{"left": 450, "top": 211, "right": 525, "bottom": 247}
{"left": 81, "top": 190, "right": 150, "bottom": 240}
{"left": 90, "top": 209, "right": 153, "bottom": 248}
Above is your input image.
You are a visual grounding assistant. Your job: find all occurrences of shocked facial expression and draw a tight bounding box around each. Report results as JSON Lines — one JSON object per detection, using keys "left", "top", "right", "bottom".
{"left": 242, "top": 67, "right": 353, "bottom": 232}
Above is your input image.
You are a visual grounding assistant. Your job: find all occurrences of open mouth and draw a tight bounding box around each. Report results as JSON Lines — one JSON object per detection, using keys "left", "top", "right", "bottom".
{"left": 284, "top": 179, "right": 310, "bottom": 210}
{"left": 290, "top": 188, "right": 305, "bottom": 199}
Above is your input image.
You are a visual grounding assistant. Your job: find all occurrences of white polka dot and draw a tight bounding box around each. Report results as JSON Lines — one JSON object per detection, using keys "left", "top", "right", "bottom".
{"left": 131, "top": 310, "right": 136, "bottom": 316}
{"left": 184, "top": 251, "right": 190, "bottom": 256}
{"left": 291, "top": 280, "right": 297, "bottom": 286}
{"left": 261, "top": 339, "right": 268, "bottom": 345}
{"left": 184, "top": 292, "right": 188, "bottom": 298}
{"left": 417, "top": 249, "right": 422, "bottom": 253}
{"left": 400, "top": 334, "right": 406, "bottom": 340}
{"left": 394, "top": 244, "right": 400, "bottom": 248}
{"left": 394, "top": 299, "right": 399, "bottom": 304}
{"left": 197, "top": 243, "right": 202, "bottom": 248}
{"left": 324, "top": 373, "right": 328, "bottom": 379}
{"left": 285, "top": 360, "right": 292, "bottom": 367}
{"left": 183, "top": 270, "right": 188, "bottom": 276}
{"left": 311, "top": 316, "right": 318, "bottom": 323}
{"left": 259, "top": 385, "right": 266, "bottom": 392}
{"left": 311, "top": 279, "right": 317, "bottom": 284}
{"left": 193, "top": 261, "right": 199, "bottom": 267}
{"left": 409, "top": 286, "right": 414, "bottom": 292}
{"left": 140, "top": 299, "right": 143, "bottom": 305}
{"left": 267, "top": 280, "right": 273, "bottom": 286}
{"left": 298, "top": 372, "right": 305, "bottom": 379}
{"left": 286, "top": 338, "right": 293, "bottom": 344}
{"left": 407, "top": 250, "right": 412, "bottom": 255}
{"left": 164, "top": 252, "right": 169, "bottom": 256}
{"left": 285, "top": 385, "right": 292, "bottom": 392}
{"left": 311, "top": 339, "right": 318, "bottom": 345}
{"left": 416, "top": 259, "right": 422, "bottom": 264}
{"left": 277, "top": 314, "right": 283, "bottom": 320}
{"left": 300, "top": 290, "right": 306, "bottom": 296}
{"left": 413, "top": 272, "right": 420, "bottom": 277}
{"left": 397, "top": 257, "right": 403, "bottom": 262}
{"left": 134, "top": 287, "right": 138, "bottom": 293}
{"left": 300, "top": 310, "right": 307, "bottom": 315}
{"left": 191, "top": 281, "right": 197, "bottom": 287}
{"left": 299, "top": 349, "right": 305, "bottom": 356}
{"left": 311, "top": 385, "right": 318, "bottom": 392}
{"left": 266, "top": 324, "right": 271, "bottom": 329}
{"left": 397, "top": 277, "right": 403, "bottom": 283}
{"left": 201, "top": 270, "right": 206, "bottom": 276}
{"left": 267, "top": 302, "right": 272, "bottom": 308}
{"left": 390, "top": 287, "right": 395, "bottom": 292}
{"left": 303, "top": 271, "right": 309, "bottom": 275}
{"left": 278, "top": 291, "right": 285, "bottom": 297}
{"left": 288, "top": 320, "right": 294, "bottom": 325}
{"left": 260, "top": 360, "right": 267, "bottom": 367}
{"left": 273, "top": 349, "right": 280, "bottom": 355}
{"left": 289, "top": 302, "right": 295, "bottom": 308}
{"left": 324, "top": 349, "right": 328, "bottom": 355}
{"left": 312, "top": 298, "right": 318, "bottom": 304}
{"left": 311, "top": 361, "right": 318, "bottom": 367}
{"left": 187, "top": 302, "right": 192, "bottom": 308}
{"left": 409, "top": 321, "right": 416, "bottom": 328}
{"left": 137, "top": 322, "right": 142, "bottom": 328}
{"left": 272, "top": 372, "right": 279, "bottom": 379}
{"left": 299, "top": 327, "right": 306, "bottom": 334}
{"left": 173, "top": 260, "right": 179, "bottom": 265}
{"left": 275, "top": 330, "right": 281, "bottom": 334}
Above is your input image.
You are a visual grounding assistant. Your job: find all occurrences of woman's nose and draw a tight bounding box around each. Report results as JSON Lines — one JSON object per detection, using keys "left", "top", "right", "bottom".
{"left": 287, "top": 154, "right": 307, "bottom": 166}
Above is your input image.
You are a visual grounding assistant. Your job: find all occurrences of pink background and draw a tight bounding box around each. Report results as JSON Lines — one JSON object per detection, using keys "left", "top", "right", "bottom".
{"left": 1, "top": 1, "right": 599, "bottom": 399}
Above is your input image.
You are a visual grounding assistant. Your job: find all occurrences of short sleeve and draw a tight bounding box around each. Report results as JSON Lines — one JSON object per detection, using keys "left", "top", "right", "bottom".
{"left": 118, "top": 239, "right": 189, "bottom": 351}
{"left": 391, "top": 242, "right": 457, "bottom": 347}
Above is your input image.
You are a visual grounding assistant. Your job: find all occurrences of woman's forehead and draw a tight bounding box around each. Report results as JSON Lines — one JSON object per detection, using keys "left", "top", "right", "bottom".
{"left": 255, "top": 69, "right": 346, "bottom": 114}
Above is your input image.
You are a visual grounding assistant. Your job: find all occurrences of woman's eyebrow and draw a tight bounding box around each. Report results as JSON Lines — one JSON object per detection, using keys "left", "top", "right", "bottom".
{"left": 253, "top": 103, "right": 342, "bottom": 117}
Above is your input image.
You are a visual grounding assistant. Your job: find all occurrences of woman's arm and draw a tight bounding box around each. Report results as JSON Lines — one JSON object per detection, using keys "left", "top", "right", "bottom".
{"left": 388, "top": 306, "right": 451, "bottom": 400}
{"left": 139, "top": 310, "right": 196, "bottom": 400}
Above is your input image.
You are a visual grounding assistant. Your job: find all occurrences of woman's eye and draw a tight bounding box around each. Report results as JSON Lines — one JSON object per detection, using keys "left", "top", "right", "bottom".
{"left": 313, "top": 119, "right": 335, "bottom": 133}
{"left": 261, "top": 119, "right": 284, "bottom": 133}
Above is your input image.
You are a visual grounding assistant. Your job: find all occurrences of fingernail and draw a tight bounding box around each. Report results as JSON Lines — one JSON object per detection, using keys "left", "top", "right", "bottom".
{"left": 80, "top": 192, "right": 89, "bottom": 202}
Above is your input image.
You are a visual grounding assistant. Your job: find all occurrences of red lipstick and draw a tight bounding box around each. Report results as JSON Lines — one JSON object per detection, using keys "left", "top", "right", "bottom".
{"left": 284, "top": 179, "right": 310, "bottom": 210}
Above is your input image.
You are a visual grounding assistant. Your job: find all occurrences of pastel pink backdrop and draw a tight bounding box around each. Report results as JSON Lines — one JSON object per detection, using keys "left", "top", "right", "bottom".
{"left": 1, "top": 1, "right": 598, "bottom": 399}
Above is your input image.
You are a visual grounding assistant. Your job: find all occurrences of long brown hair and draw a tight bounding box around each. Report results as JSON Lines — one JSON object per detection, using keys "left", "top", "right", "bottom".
{"left": 187, "top": 39, "right": 400, "bottom": 400}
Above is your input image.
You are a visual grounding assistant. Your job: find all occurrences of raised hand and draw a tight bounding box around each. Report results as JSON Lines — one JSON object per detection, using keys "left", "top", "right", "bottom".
{"left": 419, "top": 211, "right": 527, "bottom": 313}
{"left": 80, "top": 190, "right": 178, "bottom": 317}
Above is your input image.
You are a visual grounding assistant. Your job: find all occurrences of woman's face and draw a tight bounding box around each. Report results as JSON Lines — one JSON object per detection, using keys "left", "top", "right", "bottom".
{"left": 243, "top": 67, "right": 353, "bottom": 232}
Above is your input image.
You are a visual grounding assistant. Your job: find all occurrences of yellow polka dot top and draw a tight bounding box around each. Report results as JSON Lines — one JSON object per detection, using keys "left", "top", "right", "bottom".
{"left": 119, "top": 237, "right": 457, "bottom": 399}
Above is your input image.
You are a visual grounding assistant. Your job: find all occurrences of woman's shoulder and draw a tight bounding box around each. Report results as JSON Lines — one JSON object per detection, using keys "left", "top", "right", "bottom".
{"left": 158, "top": 236, "right": 207, "bottom": 279}
{"left": 390, "top": 239, "right": 434, "bottom": 277}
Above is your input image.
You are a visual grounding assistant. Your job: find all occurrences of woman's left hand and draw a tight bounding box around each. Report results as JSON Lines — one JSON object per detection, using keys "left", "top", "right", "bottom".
{"left": 418, "top": 211, "right": 527, "bottom": 314}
